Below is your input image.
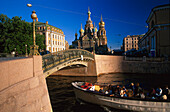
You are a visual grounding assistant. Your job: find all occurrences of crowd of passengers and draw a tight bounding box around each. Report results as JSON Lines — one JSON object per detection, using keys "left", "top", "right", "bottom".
{"left": 80, "top": 82, "right": 170, "bottom": 100}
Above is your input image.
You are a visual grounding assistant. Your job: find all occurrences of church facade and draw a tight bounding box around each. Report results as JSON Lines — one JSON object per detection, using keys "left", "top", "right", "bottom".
{"left": 72, "top": 8, "right": 108, "bottom": 54}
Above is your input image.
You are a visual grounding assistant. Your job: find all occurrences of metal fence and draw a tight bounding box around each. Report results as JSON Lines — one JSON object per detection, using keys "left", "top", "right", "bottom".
{"left": 124, "top": 56, "right": 169, "bottom": 62}
{"left": 42, "top": 49, "right": 94, "bottom": 72}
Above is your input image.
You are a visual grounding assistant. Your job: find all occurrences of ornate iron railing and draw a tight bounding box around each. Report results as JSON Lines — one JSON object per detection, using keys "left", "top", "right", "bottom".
{"left": 42, "top": 49, "right": 94, "bottom": 72}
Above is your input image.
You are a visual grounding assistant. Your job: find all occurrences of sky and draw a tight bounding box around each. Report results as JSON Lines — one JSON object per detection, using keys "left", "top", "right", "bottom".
{"left": 0, "top": 0, "right": 169, "bottom": 49}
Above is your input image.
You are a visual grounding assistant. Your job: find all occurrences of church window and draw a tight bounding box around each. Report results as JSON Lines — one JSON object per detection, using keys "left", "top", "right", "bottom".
{"left": 101, "top": 31, "right": 103, "bottom": 35}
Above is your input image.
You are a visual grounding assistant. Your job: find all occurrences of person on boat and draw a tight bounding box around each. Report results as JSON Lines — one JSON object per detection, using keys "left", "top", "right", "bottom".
{"left": 134, "top": 83, "right": 143, "bottom": 97}
{"left": 99, "top": 87, "right": 104, "bottom": 93}
{"left": 89, "top": 85, "right": 95, "bottom": 91}
{"left": 139, "top": 91, "right": 145, "bottom": 99}
{"left": 162, "top": 86, "right": 170, "bottom": 99}
{"left": 149, "top": 88, "right": 156, "bottom": 99}
{"left": 120, "top": 89, "right": 124, "bottom": 97}
{"left": 129, "top": 83, "right": 135, "bottom": 95}
{"left": 155, "top": 87, "right": 162, "bottom": 99}
{"left": 122, "top": 86, "right": 126, "bottom": 92}
{"left": 107, "top": 84, "right": 113, "bottom": 95}
{"left": 114, "top": 85, "right": 121, "bottom": 97}
{"left": 162, "top": 95, "right": 167, "bottom": 100}
{"left": 123, "top": 91, "right": 128, "bottom": 97}
{"left": 81, "top": 82, "right": 92, "bottom": 89}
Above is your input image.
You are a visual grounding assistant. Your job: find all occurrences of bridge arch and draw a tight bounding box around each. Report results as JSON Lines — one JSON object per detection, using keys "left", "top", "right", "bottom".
{"left": 42, "top": 49, "right": 94, "bottom": 77}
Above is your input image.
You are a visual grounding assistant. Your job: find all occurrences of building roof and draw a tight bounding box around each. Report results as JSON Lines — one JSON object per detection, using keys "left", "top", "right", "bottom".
{"left": 146, "top": 4, "right": 170, "bottom": 23}
{"left": 35, "top": 21, "right": 63, "bottom": 32}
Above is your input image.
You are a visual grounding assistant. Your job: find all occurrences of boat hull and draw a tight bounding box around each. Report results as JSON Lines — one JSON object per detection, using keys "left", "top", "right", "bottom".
{"left": 72, "top": 82, "right": 170, "bottom": 112}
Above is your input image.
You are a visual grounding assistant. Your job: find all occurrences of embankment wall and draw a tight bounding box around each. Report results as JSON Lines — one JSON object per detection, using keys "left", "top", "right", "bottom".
{"left": 95, "top": 55, "right": 170, "bottom": 75}
{"left": 0, "top": 56, "right": 52, "bottom": 112}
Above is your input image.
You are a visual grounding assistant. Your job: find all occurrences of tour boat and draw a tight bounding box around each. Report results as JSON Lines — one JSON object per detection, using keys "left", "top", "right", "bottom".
{"left": 72, "top": 82, "right": 170, "bottom": 112}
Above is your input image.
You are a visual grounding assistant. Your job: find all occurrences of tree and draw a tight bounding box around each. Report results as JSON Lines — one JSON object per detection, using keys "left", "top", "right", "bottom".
{"left": 0, "top": 14, "right": 45, "bottom": 55}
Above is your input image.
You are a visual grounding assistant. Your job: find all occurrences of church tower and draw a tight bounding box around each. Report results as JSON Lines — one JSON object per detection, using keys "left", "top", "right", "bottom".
{"left": 79, "top": 23, "right": 84, "bottom": 37}
{"left": 85, "top": 7, "right": 94, "bottom": 35}
{"left": 98, "top": 14, "right": 107, "bottom": 45}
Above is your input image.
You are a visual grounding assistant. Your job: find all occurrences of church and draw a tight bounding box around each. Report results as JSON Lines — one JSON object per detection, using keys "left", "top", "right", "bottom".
{"left": 72, "top": 8, "right": 108, "bottom": 54}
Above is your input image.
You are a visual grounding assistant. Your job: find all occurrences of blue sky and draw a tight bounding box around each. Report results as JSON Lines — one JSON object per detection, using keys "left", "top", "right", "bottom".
{"left": 1, "top": 0, "right": 169, "bottom": 49}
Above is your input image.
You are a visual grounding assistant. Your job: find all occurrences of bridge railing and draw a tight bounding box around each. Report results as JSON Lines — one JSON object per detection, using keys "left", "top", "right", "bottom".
{"left": 42, "top": 49, "right": 94, "bottom": 72}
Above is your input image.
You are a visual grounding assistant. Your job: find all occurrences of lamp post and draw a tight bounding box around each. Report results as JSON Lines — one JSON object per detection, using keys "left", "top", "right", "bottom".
{"left": 29, "top": 10, "right": 40, "bottom": 56}
{"left": 25, "top": 44, "right": 28, "bottom": 57}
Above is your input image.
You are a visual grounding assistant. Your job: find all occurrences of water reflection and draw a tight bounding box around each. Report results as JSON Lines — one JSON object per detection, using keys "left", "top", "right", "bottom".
{"left": 46, "top": 73, "right": 170, "bottom": 112}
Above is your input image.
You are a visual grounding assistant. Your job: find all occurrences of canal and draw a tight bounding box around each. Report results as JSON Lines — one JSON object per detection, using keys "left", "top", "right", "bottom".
{"left": 46, "top": 73, "right": 170, "bottom": 112}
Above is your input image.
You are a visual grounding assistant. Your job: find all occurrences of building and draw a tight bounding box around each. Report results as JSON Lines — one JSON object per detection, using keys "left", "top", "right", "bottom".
{"left": 72, "top": 8, "right": 108, "bottom": 54}
{"left": 123, "top": 35, "right": 139, "bottom": 52}
{"left": 138, "top": 4, "right": 170, "bottom": 57}
{"left": 65, "top": 40, "right": 69, "bottom": 50}
{"left": 36, "top": 19, "right": 65, "bottom": 53}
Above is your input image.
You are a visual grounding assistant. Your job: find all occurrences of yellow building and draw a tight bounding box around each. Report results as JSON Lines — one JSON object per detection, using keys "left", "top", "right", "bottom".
{"left": 65, "top": 40, "right": 69, "bottom": 50}
{"left": 36, "top": 20, "right": 65, "bottom": 53}
{"left": 139, "top": 4, "right": 170, "bottom": 57}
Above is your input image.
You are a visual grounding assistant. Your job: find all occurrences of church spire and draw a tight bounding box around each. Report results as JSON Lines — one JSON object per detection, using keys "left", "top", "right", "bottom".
{"left": 87, "top": 7, "right": 91, "bottom": 21}
{"left": 100, "top": 14, "right": 103, "bottom": 22}
{"left": 99, "top": 14, "right": 105, "bottom": 27}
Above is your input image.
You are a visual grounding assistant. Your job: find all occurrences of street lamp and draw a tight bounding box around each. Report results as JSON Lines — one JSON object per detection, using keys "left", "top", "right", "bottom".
{"left": 25, "top": 44, "right": 28, "bottom": 57}
{"left": 29, "top": 10, "right": 40, "bottom": 56}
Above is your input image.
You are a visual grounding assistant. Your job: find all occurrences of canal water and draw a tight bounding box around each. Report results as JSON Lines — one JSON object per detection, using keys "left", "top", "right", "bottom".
{"left": 46, "top": 73, "right": 170, "bottom": 112}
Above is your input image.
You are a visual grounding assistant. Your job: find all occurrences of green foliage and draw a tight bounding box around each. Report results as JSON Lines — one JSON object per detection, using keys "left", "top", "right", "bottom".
{"left": 0, "top": 14, "right": 45, "bottom": 55}
{"left": 69, "top": 45, "right": 73, "bottom": 49}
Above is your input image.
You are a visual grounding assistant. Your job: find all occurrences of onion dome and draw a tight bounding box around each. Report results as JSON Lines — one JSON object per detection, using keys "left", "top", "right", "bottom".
{"left": 75, "top": 32, "right": 78, "bottom": 36}
{"left": 87, "top": 7, "right": 91, "bottom": 21}
{"left": 94, "top": 27, "right": 98, "bottom": 32}
{"left": 99, "top": 14, "right": 105, "bottom": 26}
{"left": 79, "top": 29, "right": 84, "bottom": 33}
{"left": 79, "top": 23, "right": 84, "bottom": 33}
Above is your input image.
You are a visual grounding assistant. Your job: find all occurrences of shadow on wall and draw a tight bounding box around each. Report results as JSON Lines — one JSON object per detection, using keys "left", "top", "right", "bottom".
{"left": 51, "top": 60, "right": 97, "bottom": 76}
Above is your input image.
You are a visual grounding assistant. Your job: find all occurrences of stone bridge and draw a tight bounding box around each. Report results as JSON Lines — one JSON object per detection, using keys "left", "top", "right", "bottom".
{"left": 42, "top": 49, "right": 94, "bottom": 77}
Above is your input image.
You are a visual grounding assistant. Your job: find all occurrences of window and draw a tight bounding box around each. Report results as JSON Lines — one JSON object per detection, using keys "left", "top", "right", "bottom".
{"left": 101, "top": 31, "right": 103, "bottom": 35}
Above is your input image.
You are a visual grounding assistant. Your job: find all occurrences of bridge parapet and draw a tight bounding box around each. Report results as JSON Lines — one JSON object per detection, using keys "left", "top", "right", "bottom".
{"left": 42, "top": 49, "right": 94, "bottom": 75}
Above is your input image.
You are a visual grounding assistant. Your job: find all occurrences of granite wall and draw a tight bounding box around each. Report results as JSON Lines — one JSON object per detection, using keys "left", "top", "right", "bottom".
{"left": 0, "top": 56, "right": 52, "bottom": 112}
{"left": 95, "top": 55, "right": 170, "bottom": 75}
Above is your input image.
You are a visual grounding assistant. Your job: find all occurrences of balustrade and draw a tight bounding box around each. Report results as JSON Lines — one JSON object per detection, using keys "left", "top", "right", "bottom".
{"left": 42, "top": 49, "right": 94, "bottom": 72}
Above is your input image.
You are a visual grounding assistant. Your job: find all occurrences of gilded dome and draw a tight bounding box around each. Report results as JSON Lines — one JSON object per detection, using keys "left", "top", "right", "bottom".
{"left": 79, "top": 23, "right": 84, "bottom": 33}
{"left": 94, "top": 27, "right": 98, "bottom": 32}
{"left": 79, "top": 29, "right": 84, "bottom": 33}
{"left": 99, "top": 21, "right": 105, "bottom": 26}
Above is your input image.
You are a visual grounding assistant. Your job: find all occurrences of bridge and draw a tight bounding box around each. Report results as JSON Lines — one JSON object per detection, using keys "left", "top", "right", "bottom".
{"left": 42, "top": 49, "right": 94, "bottom": 77}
